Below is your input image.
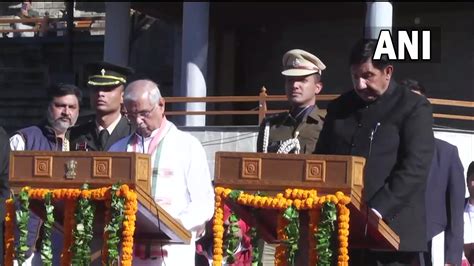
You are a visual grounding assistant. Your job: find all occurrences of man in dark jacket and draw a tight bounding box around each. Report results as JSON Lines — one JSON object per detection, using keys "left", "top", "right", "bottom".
{"left": 0, "top": 127, "right": 10, "bottom": 266}
{"left": 423, "top": 138, "right": 465, "bottom": 266}
{"left": 9, "top": 83, "right": 82, "bottom": 265}
{"left": 315, "top": 39, "right": 435, "bottom": 265}
{"left": 10, "top": 83, "right": 82, "bottom": 151}
{"left": 403, "top": 78, "right": 465, "bottom": 266}
{"left": 70, "top": 61, "right": 135, "bottom": 151}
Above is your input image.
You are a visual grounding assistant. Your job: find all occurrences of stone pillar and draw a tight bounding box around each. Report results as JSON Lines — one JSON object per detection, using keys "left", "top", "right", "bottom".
{"left": 104, "top": 2, "right": 131, "bottom": 66}
{"left": 180, "top": 2, "right": 209, "bottom": 126}
{"left": 364, "top": 1, "right": 393, "bottom": 39}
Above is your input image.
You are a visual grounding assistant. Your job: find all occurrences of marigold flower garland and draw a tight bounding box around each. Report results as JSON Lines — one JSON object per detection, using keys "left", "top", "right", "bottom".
{"left": 4, "top": 198, "right": 15, "bottom": 266}
{"left": 120, "top": 184, "right": 138, "bottom": 266}
{"left": 4, "top": 185, "right": 138, "bottom": 266}
{"left": 212, "top": 187, "right": 226, "bottom": 266}
{"left": 212, "top": 187, "right": 351, "bottom": 266}
{"left": 336, "top": 199, "right": 350, "bottom": 266}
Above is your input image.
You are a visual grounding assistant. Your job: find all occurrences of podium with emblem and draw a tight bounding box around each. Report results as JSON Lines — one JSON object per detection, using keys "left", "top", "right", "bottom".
{"left": 7, "top": 151, "right": 190, "bottom": 264}
{"left": 213, "top": 151, "right": 399, "bottom": 264}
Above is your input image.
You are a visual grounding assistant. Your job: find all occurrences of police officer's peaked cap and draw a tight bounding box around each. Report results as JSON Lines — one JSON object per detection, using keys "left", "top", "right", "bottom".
{"left": 281, "top": 49, "right": 326, "bottom": 77}
{"left": 85, "top": 61, "right": 134, "bottom": 87}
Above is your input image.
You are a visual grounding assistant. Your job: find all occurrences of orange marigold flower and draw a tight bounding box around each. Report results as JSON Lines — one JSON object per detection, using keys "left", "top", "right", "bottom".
{"left": 335, "top": 191, "right": 345, "bottom": 200}
{"left": 271, "top": 198, "right": 279, "bottom": 208}
{"left": 213, "top": 247, "right": 223, "bottom": 255}
{"left": 296, "top": 189, "right": 303, "bottom": 199}
{"left": 310, "top": 189, "right": 317, "bottom": 198}
{"left": 339, "top": 215, "right": 350, "bottom": 223}
{"left": 339, "top": 235, "right": 348, "bottom": 242}
{"left": 83, "top": 190, "right": 92, "bottom": 199}
{"left": 306, "top": 197, "right": 314, "bottom": 208}
{"left": 341, "top": 196, "right": 351, "bottom": 205}
{"left": 120, "top": 184, "right": 130, "bottom": 194}
{"left": 278, "top": 198, "right": 286, "bottom": 207}
{"left": 319, "top": 196, "right": 327, "bottom": 204}
{"left": 339, "top": 223, "right": 350, "bottom": 230}
{"left": 291, "top": 188, "right": 299, "bottom": 199}
{"left": 340, "top": 241, "right": 349, "bottom": 248}
{"left": 215, "top": 186, "right": 224, "bottom": 195}
{"left": 294, "top": 199, "right": 302, "bottom": 210}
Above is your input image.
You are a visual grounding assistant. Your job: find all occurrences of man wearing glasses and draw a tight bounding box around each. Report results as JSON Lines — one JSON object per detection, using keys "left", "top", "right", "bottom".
{"left": 69, "top": 61, "right": 135, "bottom": 151}
{"left": 109, "top": 79, "right": 215, "bottom": 265}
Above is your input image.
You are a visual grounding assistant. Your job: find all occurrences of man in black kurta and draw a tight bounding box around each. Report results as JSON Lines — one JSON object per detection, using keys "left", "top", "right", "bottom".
{"left": 70, "top": 61, "right": 135, "bottom": 151}
{"left": 315, "top": 39, "right": 434, "bottom": 265}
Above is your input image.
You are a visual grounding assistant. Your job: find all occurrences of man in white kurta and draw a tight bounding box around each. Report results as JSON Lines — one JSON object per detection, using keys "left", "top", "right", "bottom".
{"left": 109, "top": 79, "right": 215, "bottom": 266}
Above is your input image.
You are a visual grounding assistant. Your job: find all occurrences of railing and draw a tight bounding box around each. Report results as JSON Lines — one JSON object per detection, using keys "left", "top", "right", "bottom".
{"left": 0, "top": 16, "right": 105, "bottom": 37}
{"left": 163, "top": 87, "right": 474, "bottom": 125}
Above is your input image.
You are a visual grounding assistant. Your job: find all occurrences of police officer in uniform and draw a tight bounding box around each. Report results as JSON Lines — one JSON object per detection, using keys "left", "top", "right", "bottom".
{"left": 256, "top": 49, "right": 326, "bottom": 154}
{"left": 255, "top": 49, "right": 326, "bottom": 265}
{"left": 69, "top": 61, "right": 135, "bottom": 151}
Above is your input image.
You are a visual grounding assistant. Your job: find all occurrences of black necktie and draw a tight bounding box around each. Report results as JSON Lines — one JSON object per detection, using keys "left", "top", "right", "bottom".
{"left": 99, "top": 129, "right": 109, "bottom": 150}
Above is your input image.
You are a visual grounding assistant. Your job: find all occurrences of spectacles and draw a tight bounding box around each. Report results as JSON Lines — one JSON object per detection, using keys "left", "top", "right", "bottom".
{"left": 127, "top": 104, "right": 156, "bottom": 119}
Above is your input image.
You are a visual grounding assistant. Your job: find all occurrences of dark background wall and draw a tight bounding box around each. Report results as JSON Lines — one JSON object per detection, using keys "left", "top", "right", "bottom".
{"left": 129, "top": 2, "right": 473, "bottom": 129}
{"left": 0, "top": 2, "right": 471, "bottom": 133}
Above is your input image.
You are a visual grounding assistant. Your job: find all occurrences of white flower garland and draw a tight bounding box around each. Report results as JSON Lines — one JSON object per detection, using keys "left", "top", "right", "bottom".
{"left": 277, "top": 131, "right": 301, "bottom": 154}
{"left": 262, "top": 121, "right": 270, "bottom": 153}
{"left": 63, "top": 138, "right": 70, "bottom": 151}
{"left": 262, "top": 121, "right": 301, "bottom": 155}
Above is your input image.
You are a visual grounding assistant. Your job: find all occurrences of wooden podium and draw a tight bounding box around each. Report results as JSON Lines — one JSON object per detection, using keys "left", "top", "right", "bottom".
{"left": 214, "top": 151, "right": 400, "bottom": 252}
{"left": 9, "top": 150, "right": 191, "bottom": 245}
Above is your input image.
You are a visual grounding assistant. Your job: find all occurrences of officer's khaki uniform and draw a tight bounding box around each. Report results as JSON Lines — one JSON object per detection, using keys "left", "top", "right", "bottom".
{"left": 256, "top": 106, "right": 324, "bottom": 154}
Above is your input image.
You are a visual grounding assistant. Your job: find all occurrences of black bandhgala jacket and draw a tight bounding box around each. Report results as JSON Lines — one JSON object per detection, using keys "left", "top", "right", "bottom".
{"left": 315, "top": 80, "right": 434, "bottom": 251}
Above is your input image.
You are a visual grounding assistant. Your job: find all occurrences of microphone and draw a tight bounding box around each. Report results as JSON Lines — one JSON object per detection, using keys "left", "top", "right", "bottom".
{"left": 368, "top": 122, "right": 381, "bottom": 157}
{"left": 364, "top": 122, "right": 381, "bottom": 237}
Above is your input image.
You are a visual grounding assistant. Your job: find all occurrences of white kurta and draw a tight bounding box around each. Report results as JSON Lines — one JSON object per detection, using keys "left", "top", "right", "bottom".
{"left": 462, "top": 202, "right": 474, "bottom": 263}
{"left": 464, "top": 203, "right": 474, "bottom": 244}
{"left": 126, "top": 122, "right": 215, "bottom": 266}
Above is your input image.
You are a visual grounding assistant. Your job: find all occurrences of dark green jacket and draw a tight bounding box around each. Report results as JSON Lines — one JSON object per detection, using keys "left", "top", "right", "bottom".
{"left": 256, "top": 105, "right": 324, "bottom": 154}
{"left": 69, "top": 115, "right": 134, "bottom": 151}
